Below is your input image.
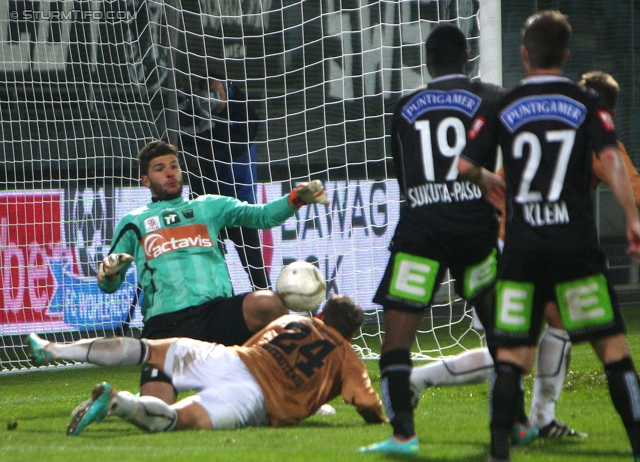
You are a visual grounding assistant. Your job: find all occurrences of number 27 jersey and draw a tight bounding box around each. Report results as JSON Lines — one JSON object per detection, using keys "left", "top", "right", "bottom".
{"left": 463, "top": 75, "right": 618, "bottom": 250}
{"left": 392, "top": 75, "right": 504, "bottom": 232}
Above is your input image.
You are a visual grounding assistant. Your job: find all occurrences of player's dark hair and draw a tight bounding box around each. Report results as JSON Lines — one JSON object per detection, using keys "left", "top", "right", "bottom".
{"left": 137, "top": 140, "right": 180, "bottom": 176}
{"left": 321, "top": 295, "right": 365, "bottom": 339}
{"left": 425, "top": 24, "right": 468, "bottom": 77}
{"left": 522, "top": 10, "right": 571, "bottom": 70}
{"left": 580, "top": 71, "right": 619, "bottom": 112}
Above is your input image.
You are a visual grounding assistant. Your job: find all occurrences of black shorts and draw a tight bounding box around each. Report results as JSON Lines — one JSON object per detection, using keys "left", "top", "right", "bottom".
{"left": 373, "top": 222, "right": 498, "bottom": 314}
{"left": 494, "top": 247, "right": 626, "bottom": 346}
{"left": 140, "top": 294, "right": 252, "bottom": 387}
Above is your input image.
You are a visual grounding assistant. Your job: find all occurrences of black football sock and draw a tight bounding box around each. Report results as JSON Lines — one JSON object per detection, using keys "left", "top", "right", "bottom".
{"left": 380, "top": 349, "right": 414, "bottom": 438}
{"left": 605, "top": 357, "right": 640, "bottom": 457}
{"left": 490, "top": 361, "right": 524, "bottom": 459}
{"left": 517, "top": 404, "right": 528, "bottom": 424}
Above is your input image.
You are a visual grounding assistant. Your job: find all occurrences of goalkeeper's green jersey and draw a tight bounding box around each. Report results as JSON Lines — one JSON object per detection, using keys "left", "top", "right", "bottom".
{"left": 99, "top": 194, "right": 294, "bottom": 321}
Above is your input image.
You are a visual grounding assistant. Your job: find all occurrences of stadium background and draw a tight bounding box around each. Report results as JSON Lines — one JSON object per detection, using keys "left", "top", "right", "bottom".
{"left": 2, "top": 2, "right": 637, "bottom": 184}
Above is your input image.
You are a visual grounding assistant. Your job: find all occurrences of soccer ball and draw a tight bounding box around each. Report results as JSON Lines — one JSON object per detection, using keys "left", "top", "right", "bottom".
{"left": 276, "top": 261, "right": 326, "bottom": 311}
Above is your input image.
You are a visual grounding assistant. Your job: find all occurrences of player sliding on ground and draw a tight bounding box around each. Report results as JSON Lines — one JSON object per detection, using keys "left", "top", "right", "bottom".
{"left": 27, "top": 295, "right": 386, "bottom": 434}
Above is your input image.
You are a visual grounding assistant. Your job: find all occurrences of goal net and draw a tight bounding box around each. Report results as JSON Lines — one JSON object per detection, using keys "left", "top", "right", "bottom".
{"left": 0, "top": 0, "right": 500, "bottom": 372}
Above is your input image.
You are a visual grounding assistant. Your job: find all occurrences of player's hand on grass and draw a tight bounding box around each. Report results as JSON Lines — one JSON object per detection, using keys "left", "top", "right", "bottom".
{"left": 98, "top": 253, "right": 134, "bottom": 282}
{"left": 358, "top": 407, "right": 388, "bottom": 424}
{"left": 289, "top": 180, "right": 329, "bottom": 208}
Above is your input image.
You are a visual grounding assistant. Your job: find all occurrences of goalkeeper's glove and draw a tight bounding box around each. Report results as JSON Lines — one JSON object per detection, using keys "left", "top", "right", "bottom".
{"left": 289, "top": 180, "right": 329, "bottom": 207}
{"left": 98, "top": 253, "right": 134, "bottom": 282}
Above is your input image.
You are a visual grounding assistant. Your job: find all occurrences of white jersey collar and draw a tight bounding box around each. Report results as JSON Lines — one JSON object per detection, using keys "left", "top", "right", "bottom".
{"left": 430, "top": 74, "right": 468, "bottom": 84}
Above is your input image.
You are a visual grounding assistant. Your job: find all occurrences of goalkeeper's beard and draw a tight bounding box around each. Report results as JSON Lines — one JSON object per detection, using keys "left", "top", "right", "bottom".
{"left": 150, "top": 180, "right": 183, "bottom": 201}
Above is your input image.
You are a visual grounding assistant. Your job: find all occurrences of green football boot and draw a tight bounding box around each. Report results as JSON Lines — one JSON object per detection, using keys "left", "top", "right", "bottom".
{"left": 357, "top": 435, "right": 419, "bottom": 455}
{"left": 26, "top": 333, "right": 55, "bottom": 366}
{"left": 67, "top": 382, "right": 115, "bottom": 436}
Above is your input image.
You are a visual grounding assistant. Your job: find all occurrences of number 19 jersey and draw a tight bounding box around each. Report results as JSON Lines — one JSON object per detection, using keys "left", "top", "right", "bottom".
{"left": 392, "top": 74, "right": 504, "bottom": 234}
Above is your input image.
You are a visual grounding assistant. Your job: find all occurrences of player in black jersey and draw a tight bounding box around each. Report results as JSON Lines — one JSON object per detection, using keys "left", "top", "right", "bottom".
{"left": 358, "top": 24, "right": 505, "bottom": 455}
{"left": 459, "top": 10, "right": 640, "bottom": 462}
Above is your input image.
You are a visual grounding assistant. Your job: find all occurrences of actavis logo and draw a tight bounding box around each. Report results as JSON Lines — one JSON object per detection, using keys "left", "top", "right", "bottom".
{"left": 141, "top": 224, "right": 214, "bottom": 260}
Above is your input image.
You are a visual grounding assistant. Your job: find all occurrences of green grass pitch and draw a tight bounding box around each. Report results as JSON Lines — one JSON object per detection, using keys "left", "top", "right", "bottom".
{"left": 2, "top": 307, "right": 640, "bottom": 462}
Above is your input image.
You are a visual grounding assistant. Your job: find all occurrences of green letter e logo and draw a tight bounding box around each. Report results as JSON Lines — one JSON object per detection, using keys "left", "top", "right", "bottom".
{"left": 389, "top": 252, "right": 439, "bottom": 304}
{"left": 496, "top": 280, "right": 534, "bottom": 333}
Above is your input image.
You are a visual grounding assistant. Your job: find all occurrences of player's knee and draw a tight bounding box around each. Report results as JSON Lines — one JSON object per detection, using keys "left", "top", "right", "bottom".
{"left": 140, "top": 381, "right": 178, "bottom": 405}
{"left": 593, "top": 334, "right": 632, "bottom": 364}
{"left": 173, "top": 402, "right": 213, "bottom": 430}
{"left": 497, "top": 347, "right": 536, "bottom": 374}
{"left": 243, "top": 290, "right": 288, "bottom": 332}
{"left": 543, "top": 301, "right": 564, "bottom": 328}
{"left": 252, "top": 290, "right": 287, "bottom": 317}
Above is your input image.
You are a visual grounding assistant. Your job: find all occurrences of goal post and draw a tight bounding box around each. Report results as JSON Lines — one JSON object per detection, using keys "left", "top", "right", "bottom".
{"left": 479, "top": 0, "right": 502, "bottom": 87}
{"left": 0, "top": 0, "right": 501, "bottom": 371}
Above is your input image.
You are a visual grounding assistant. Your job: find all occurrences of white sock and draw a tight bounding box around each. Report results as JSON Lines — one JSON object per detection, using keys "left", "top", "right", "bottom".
{"left": 471, "top": 308, "right": 485, "bottom": 331}
{"left": 410, "top": 347, "right": 494, "bottom": 392}
{"left": 47, "top": 338, "right": 148, "bottom": 367}
{"left": 110, "top": 391, "right": 177, "bottom": 432}
{"left": 529, "top": 326, "right": 572, "bottom": 428}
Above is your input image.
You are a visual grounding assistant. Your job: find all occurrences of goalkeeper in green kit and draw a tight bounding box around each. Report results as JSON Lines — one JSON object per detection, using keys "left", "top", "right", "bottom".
{"left": 92, "top": 140, "right": 329, "bottom": 405}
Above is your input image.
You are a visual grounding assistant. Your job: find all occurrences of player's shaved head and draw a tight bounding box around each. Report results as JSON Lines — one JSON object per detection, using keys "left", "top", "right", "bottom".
{"left": 426, "top": 24, "right": 468, "bottom": 77}
{"left": 522, "top": 10, "right": 571, "bottom": 70}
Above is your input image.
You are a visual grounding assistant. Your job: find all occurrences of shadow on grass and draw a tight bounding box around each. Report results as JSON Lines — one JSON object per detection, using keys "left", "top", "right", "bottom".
{"left": 4, "top": 409, "right": 79, "bottom": 421}
{"left": 68, "top": 428, "right": 143, "bottom": 439}
{"left": 513, "top": 438, "right": 633, "bottom": 460}
{"left": 379, "top": 450, "right": 488, "bottom": 462}
{"left": 297, "top": 420, "right": 371, "bottom": 429}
